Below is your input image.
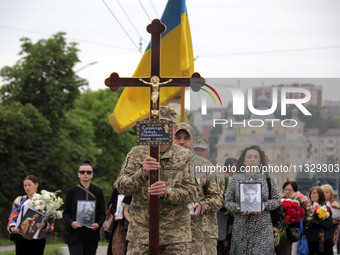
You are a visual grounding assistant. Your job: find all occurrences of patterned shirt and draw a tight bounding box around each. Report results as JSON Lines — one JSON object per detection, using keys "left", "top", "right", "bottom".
{"left": 8, "top": 195, "right": 54, "bottom": 238}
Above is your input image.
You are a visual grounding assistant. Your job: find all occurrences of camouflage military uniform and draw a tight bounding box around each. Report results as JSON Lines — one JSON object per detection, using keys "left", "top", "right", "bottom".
{"left": 175, "top": 122, "right": 223, "bottom": 255}
{"left": 127, "top": 241, "right": 191, "bottom": 255}
{"left": 115, "top": 144, "right": 197, "bottom": 251}
{"left": 190, "top": 152, "right": 223, "bottom": 255}
{"left": 202, "top": 172, "right": 224, "bottom": 255}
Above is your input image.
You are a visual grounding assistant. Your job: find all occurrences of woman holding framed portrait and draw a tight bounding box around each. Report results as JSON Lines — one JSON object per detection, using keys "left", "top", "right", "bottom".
{"left": 224, "top": 145, "right": 281, "bottom": 255}
{"left": 7, "top": 175, "right": 54, "bottom": 255}
{"left": 63, "top": 160, "right": 106, "bottom": 255}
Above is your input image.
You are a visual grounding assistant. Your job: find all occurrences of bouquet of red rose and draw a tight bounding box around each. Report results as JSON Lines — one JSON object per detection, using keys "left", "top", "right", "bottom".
{"left": 274, "top": 198, "right": 306, "bottom": 246}
{"left": 290, "top": 191, "right": 312, "bottom": 220}
{"left": 330, "top": 200, "right": 340, "bottom": 209}
{"left": 281, "top": 198, "right": 305, "bottom": 223}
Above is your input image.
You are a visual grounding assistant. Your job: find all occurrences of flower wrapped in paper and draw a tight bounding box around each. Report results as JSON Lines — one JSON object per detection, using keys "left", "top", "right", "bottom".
{"left": 329, "top": 200, "right": 340, "bottom": 220}
{"left": 307, "top": 202, "right": 331, "bottom": 222}
{"left": 331, "top": 201, "right": 340, "bottom": 209}
{"left": 274, "top": 191, "right": 312, "bottom": 246}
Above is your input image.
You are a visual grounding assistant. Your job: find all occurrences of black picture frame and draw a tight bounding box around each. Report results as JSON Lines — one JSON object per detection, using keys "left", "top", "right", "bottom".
{"left": 76, "top": 200, "right": 96, "bottom": 226}
{"left": 240, "top": 182, "right": 262, "bottom": 213}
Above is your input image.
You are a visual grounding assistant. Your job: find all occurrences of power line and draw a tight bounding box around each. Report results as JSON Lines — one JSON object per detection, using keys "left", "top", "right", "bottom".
{"left": 138, "top": 0, "right": 152, "bottom": 22}
{"left": 116, "top": 0, "right": 147, "bottom": 43}
{"left": 0, "top": 24, "right": 136, "bottom": 51}
{"left": 75, "top": 61, "right": 98, "bottom": 73}
{"left": 195, "top": 45, "right": 340, "bottom": 59}
{"left": 102, "top": 0, "right": 141, "bottom": 52}
{"left": 149, "top": 0, "right": 159, "bottom": 18}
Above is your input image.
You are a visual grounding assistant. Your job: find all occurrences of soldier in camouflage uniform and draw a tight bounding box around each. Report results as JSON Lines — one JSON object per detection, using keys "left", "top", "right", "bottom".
{"left": 114, "top": 106, "right": 198, "bottom": 255}
{"left": 174, "top": 123, "right": 223, "bottom": 255}
{"left": 193, "top": 136, "right": 210, "bottom": 159}
{"left": 193, "top": 135, "right": 222, "bottom": 254}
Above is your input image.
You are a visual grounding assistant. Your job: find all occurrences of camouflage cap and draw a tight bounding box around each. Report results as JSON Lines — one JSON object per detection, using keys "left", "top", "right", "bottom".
{"left": 193, "top": 136, "right": 209, "bottom": 149}
{"left": 176, "top": 122, "right": 194, "bottom": 138}
{"left": 160, "top": 106, "right": 177, "bottom": 123}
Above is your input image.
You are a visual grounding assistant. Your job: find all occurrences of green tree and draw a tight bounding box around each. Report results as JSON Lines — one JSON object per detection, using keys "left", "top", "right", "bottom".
{"left": 0, "top": 32, "right": 87, "bottom": 128}
{"left": 72, "top": 89, "right": 135, "bottom": 201}
{"left": 299, "top": 105, "right": 325, "bottom": 128}
{"left": 324, "top": 116, "right": 340, "bottom": 128}
{"left": 0, "top": 33, "right": 94, "bottom": 238}
{"left": 274, "top": 104, "right": 336, "bottom": 128}
{"left": 0, "top": 102, "right": 51, "bottom": 237}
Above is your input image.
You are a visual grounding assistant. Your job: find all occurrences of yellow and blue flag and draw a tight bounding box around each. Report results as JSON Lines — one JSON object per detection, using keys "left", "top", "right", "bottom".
{"left": 109, "top": 0, "right": 194, "bottom": 133}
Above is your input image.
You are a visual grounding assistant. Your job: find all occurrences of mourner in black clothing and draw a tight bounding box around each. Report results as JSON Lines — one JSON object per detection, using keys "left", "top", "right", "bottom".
{"left": 63, "top": 160, "right": 106, "bottom": 255}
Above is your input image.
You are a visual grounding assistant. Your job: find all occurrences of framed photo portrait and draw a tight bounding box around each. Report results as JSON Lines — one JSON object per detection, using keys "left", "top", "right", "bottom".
{"left": 240, "top": 182, "right": 262, "bottom": 212}
{"left": 76, "top": 200, "right": 96, "bottom": 226}
{"left": 17, "top": 207, "right": 44, "bottom": 239}
{"left": 115, "top": 195, "right": 125, "bottom": 219}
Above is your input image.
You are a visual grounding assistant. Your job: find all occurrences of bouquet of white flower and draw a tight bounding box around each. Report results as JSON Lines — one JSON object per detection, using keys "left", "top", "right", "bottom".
{"left": 26, "top": 190, "right": 64, "bottom": 220}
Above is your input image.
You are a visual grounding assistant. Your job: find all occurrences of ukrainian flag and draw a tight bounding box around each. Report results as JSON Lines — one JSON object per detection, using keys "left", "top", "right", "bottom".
{"left": 109, "top": 0, "right": 194, "bottom": 133}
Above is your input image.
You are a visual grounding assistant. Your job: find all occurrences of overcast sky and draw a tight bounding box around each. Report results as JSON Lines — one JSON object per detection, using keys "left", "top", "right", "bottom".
{"left": 1, "top": 0, "right": 340, "bottom": 99}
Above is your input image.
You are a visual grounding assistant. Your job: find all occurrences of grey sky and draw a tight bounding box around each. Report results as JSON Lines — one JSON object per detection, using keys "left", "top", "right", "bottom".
{"left": 1, "top": 0, "right": 340, "bottom": 97}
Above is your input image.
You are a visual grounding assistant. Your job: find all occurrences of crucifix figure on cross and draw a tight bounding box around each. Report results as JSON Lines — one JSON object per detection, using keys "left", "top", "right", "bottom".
{"left": 105, "top": 19, "right": 203, "bottom": 255}
{"left": 139, "top": 76, "right": 172, "bottom": 117}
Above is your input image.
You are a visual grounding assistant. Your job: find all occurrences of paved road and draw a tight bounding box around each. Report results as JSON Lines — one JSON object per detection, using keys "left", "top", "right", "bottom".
{"left": 0, "top": 245, "right": 338, "bottom": 254}
{"left": 0, "top": 245, "right": 108, "bottom": 254}
{"left": 0, "top": 245, "right": 15, "bottom": 252}
{"left": 58, "top": 246, "right": 108, "bottom": 255}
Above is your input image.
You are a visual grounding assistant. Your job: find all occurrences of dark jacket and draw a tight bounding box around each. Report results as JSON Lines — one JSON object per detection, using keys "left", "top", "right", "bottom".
{"left": 63, "top": 183, "right": 106, "bottom": 245}
{"left": 305, "top": 202, "right": 333, "bottom": 242}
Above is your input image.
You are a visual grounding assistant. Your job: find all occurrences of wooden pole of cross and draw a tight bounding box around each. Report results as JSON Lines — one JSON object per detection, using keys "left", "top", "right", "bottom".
{"left": 105, "top": 19, "right": 202, "bottom": 254}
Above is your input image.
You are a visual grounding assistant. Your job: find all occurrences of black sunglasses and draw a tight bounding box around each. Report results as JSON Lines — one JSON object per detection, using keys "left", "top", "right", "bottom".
{"left": 79, "top": 170, "right": 93, "bottom": 175}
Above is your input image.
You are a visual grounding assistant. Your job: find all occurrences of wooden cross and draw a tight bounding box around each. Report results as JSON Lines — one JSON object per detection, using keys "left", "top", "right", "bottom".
{"left": 105, "top": 19, "right": 202, "bottom": 255}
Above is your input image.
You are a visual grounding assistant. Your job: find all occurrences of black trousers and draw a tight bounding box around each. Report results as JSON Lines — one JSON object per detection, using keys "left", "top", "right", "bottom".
{"left": 14, "top": 235, "right": 46, "bottom": 255}
{"left": 308, "top": 238, "right": 333, "bottom": 255}
{"left": 68, "top": 241, "right": 98, "bottom": 255}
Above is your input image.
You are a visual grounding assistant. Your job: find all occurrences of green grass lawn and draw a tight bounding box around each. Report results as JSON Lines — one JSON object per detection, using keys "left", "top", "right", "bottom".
{"left": 0, "top": 236, "right": 66, "bottom": 255}
{"left": 0, "top": 234, "right": 108, "bottom": 255}
{"left": 0, "top": 243, "right": 66, "bottom": 255}
{"left": 0, "top": 239, "right": 12, "bottom": 246}
{"left": 0, "top": 241, "right": 108, "bottom": 255}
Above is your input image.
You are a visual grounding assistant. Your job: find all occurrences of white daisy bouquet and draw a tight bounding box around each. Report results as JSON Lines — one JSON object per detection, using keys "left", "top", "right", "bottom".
{"left": 26, "top": 190, "right": 64, "bottom": 220}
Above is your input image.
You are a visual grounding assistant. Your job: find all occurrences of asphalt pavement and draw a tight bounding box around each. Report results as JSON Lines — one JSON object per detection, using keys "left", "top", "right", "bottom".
{"left": 0, "top": 245, "right": 108, "bottom": 254}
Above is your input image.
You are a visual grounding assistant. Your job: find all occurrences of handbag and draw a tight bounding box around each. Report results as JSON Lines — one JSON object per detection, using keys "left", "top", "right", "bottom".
{"left": 271, "top": 206, "right": 284, "bottom": 225}
{"left": 265, "top": 174, "right": 284, "bottom": 225}
{"left": 103, "top": 204, "right": 114, "bottom": 232}
{"left": 287, "top": 225, "right": 301, "bottom": 243}
{"left": 298, "top": 220, "right": 309, "bottom": 255}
